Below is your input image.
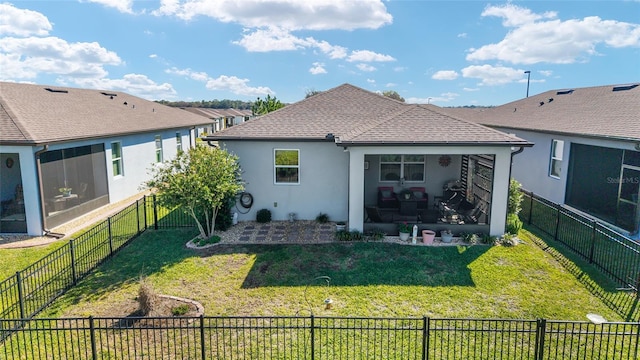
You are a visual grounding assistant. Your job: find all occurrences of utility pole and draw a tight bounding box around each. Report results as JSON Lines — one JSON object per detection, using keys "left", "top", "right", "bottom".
{"left": 524, "top": 71, "right": 531, "bottom": 98}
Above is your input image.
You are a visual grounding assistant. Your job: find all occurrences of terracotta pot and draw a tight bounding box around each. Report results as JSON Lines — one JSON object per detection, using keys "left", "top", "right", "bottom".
{"left": 422, "top": 230, "right": 436, "bottom": 244}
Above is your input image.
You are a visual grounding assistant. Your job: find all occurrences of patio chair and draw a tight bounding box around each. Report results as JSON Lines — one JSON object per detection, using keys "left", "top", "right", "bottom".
{"left": 409, "top": 187, "right": 428, "bottom": 209}
{"left": 365, "top": 206, "right": 395, "bottom": 223}
{"left": 377, "top": 186, "right": 398, "bottom": 209}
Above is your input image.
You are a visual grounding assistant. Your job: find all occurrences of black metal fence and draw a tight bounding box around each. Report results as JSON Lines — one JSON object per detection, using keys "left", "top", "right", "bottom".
{"left": 0, "top": 196, "right": 195, "bottom": 327}
{"left": 520, "top": 190, "right": 640, "bottom": 294}
{"left": 1, "top": 316, "right": 638, "bottom": 359}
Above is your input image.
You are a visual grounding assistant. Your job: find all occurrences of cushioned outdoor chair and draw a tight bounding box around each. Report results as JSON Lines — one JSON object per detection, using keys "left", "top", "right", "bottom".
{"left": 377, "top": 186, "right": 398, "bottom": 208}
{"left": 365, "top": 206, "right": 395, "bottom": 223}
{"left": 409, "top": 187, "right": 428, "bottom": 209}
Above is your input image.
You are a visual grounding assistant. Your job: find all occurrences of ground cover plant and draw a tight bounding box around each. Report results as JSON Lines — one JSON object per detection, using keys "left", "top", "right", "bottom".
{"left": 42, "top": 228, "right": 624, "bottom": 322}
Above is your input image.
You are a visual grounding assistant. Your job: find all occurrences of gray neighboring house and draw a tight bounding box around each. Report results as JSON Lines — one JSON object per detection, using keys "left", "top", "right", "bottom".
{"left": 206, "top": 83, "right": 531, "bottom": 236}
{"left": 445, "top": 83, "right": 640, "bottom": 238}
{"left": 0, "top": 82, "right": 212, "bottom": 236}
{"left": 183, "top": 108, "right": 254, "bottom": 134}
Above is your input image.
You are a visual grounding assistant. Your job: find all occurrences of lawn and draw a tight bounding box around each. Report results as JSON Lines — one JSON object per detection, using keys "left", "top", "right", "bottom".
{"left": 0, "top": 241, "right": 68, "bottom": 280}
{"left": 42, "top": 228, "right": 626, "bottom": 322}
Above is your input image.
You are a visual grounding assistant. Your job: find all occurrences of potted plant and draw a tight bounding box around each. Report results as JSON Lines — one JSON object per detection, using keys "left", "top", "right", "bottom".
{"left": 335, "top": 221, "right": 347, "bottom": 231}
{"left": 59, "top": 187, "right": 72, "bottom": 197}
{"left": 421, "top": 229, "right": 436, "bottom": 244}
{"left": 399, "top": 189, "right": 412, "bottom": 200}
{"left": 398, "top": 222, "right": 412, "bottom": 241}
{"left": 441, "top": 229, "right": 454, "bottom": 243}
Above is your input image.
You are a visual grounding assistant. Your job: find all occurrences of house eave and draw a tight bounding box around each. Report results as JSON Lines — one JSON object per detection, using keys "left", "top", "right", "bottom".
{"left": 483, "top": 125, "right": 640, "bottom": 143}
{"left": 337, "top": 140, "right": 534, "bottom": 147}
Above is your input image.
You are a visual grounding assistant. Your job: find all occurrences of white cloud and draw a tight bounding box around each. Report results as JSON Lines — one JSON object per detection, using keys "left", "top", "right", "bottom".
{"left": 407, "top": 92, "right": 459, "bottom": 104}
{"left": 457, "top": 33, "right": 467, "bottom": 38}
{"left": 149, "top": 54, "right": 158, "bottom": 58}
{"left": 356, "top": 63, "right": 377, "bottom": 72}
{"left": 347, "top": 50, "right": 395, "bottom": 62}
{"left": 461, "top": 65, "right": 526, "bottom": 86}
{"left": 166, "top": 67, "right": 273, "bottom": 96}
{"left": 467, "top": 4, "right": 640, "bottom": 65}
{"left": 0, "top": 3, "right": 52, "bottom": 37}
{"left": 86, "top": 0, "right": 134, "bottom": 14}
{"left": 73, "top": 74, "right": 177, "bottom": 100}
{"left": 309, "top": 62, "right": 327, "bottom": 75}
{"left": 538, "top": 70, "right": 553, "bottom": 77}
{"left": 234, "top": 27, "right": 308, "bottom": 52}
{"left": 153, "top": 0, "right": 392, "bottom": 31}
{"left": 432, "top": 70, "right": 459, "bottom": 80}
{"left": 367, "top": 79, "right": 375, "bottom": 84}
{"left": 385, "top": 83, "right": 397, "bottom": 88}
{"left": 393, "top": 66, "right": 407, "bottom": 72}
{"left": 463, "top": 87, "right": 479, "bottom": 92}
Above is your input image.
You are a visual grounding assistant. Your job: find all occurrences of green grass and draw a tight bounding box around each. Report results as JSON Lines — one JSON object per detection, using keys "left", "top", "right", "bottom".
{"left": 42, "top": 228, "right": 626, "bottom": 321}
{"left": 0, "top": 241, "right": 68, "bottom": 280}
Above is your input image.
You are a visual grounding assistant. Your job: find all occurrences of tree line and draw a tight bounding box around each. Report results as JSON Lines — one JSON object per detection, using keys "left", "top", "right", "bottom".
{"left": 156, "top": 99, "right": 253, "bottom": 109}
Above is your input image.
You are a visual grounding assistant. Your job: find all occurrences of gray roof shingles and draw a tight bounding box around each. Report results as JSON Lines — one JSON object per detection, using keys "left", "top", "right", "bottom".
{"left": 209, "top": 83, "right": 530, "bottom": 146}
{"left": 0, "top": 82, "right": 212, "bottom": 145}
{"left": 441, "top": 83, "right": 640, "bottom": 141}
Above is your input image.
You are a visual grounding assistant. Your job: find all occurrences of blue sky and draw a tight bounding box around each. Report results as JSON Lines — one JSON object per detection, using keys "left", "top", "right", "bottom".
{"left": 1, "top": 1, "right": 639, "bottom": 106}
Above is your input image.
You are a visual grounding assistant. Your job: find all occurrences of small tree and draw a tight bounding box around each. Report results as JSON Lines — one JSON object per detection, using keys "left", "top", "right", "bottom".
{"left": 251, "top": 94, "right": 285, "bottom": 115}
{"left": 382, "top": 90, "right": 405, "bottom": 102}
{"left": 144, "top": 146, "right": 243, "bottom": 239}
{"left": 508, "top": 178, "right": 524, "bottom": 216}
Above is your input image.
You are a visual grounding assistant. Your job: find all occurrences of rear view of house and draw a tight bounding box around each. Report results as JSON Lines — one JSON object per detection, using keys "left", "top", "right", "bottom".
{"left": 0, "top": 82, "right": 212, "bottom": 236}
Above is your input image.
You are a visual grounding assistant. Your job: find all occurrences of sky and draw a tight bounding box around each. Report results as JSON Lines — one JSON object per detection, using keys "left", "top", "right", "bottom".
{"left": 1, "top": 1, "right": 639, "bottom": 106}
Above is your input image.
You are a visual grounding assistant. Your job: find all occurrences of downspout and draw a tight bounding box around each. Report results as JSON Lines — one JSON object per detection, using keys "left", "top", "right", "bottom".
{"left": 35, "top": 145, "right": 64, "bottom": 238}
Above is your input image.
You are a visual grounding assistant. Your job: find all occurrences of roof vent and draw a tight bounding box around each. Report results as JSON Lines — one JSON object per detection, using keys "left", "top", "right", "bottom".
{"left": 539, "top": 101, "right": 545, "bottom": 106}
{"left": 44, "top": 87, "right": 68, "bottom": 93}
{"left": 123, "top": 101, "right": 128, "bottom": 105}
{"left": 101, "top": 92, "right": 117, "bottom": 97}
{"left": 548, "top": 98, "right": 554, "bottom": 103}
{"left": 556, "top": 89, "right": 574, "bottom": 95}
{"left": 612, "top": 84, "right": 638, "bottom": 92}
{"left": 325, "top": 133, "right": 335, "bottom": 140}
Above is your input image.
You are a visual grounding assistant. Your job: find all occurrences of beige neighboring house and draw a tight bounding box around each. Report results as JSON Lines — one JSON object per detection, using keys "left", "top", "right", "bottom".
{"left": 443, "top": 83, "right": 640, "bottom": 238}
{"left": 206, "top": 83, "right": 531, "bottom": 236}
{"left": 0, "top": 82, "right": 212, "bottom": 236}
{"left": 183, "top": 108, "right": 254, "bottom": 135}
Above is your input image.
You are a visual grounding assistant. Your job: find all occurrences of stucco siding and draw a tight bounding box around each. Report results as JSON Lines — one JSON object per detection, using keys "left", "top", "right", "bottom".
{"left": 495, "top": 127, "right": 638, "bottom": 205}
{"left": 219, "top": 141, "right": 350, "bottom": 222}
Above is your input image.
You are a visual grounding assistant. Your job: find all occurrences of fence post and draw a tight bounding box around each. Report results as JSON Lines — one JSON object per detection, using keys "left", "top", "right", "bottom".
{"left": 69, "top": 239, "right": 77, "bottom": 285}
{"left": 136, "top": 199, "right": 141, "bottom": 235}
{"left": 89, "top": 316, "right": 97, "bottom": 360}
{"left": 528, "top": 191, "right": 534, "bottom": 224}
{"left": 588, "top": 220, "right": 597, "bottom": 264}
{"left": 310, "top": 315, "right": 315, "bottom": 360}
{"left": 107, "top": 217, "right": 114, "bottom": 255}
{"left": 200, "top": 314, "right": 206, "bottom": 360}
{"left": 535, "top": 318, "right": 546, "bottom": 360}
{"left": 153, "top": 195, "right": 159, "bottom": 230}
{"left": 422, "top": 316, "right": 429, "bottom": 360}
{"left": 554, "top": 205, "right": 561, "bottom": 240}
{"left": 143, "top": 195, "right": 148, "bottom": 230}
{"left": 15, "top": 271, "right": 25, "bottom": 320}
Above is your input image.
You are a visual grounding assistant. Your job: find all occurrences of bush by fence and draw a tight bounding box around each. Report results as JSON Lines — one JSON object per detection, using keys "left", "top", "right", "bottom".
{"left": 0, "top": 196, "right": 195, "bottom": 326}
{"left": 520, "top": 190, "right": 640, "bottom": 294}
{"left": 1, "top": 315, "right": 638, "bottom": 359}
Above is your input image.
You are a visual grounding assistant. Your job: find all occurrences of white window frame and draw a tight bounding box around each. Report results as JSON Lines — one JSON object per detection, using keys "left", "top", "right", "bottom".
{"left": 549, "top": 139, "right": 564, "bottom": 179}
{"left": 176, "top": 132, "right": 182, "bottom": 152}
{"left": 111, "top": 141, "right": 123, "bottom": 177}
{"left": 274, "top": 149, "right": 300, "bottom": 185}
{"left": 155, "top": 135, "right": 163, "bottom": 163}
{"left": 379, "top": 155, "right": 425, "bottom": 182}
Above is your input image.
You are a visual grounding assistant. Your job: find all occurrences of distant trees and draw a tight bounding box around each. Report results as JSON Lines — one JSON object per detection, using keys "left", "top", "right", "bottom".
{"left": 305, "top": 89, "right": 322, "bottom": 98}
{"left": 382, "top": 90, "right": 405, "bottom": 102}
{"left": 251, "top": 94, "right": 285, "bottom": 115}
{"left": 155, "top": 99, "right": 252, "bottom": 109}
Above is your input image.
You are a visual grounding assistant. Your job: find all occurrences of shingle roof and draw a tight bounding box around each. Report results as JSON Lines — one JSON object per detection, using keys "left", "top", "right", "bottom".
{"left": 208, "top": 83, "right": 530, "bottom": 146}
{"left": 0, "top": 82, "right": 212, "bottom": 145}
{"left": 442, "top": 83, "right": 640, "bottom": 142}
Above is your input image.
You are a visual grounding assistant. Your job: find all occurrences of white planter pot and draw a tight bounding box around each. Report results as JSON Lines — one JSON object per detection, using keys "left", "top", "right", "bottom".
{"left": 399, "top": 232, "right": 410, "bottom": 241}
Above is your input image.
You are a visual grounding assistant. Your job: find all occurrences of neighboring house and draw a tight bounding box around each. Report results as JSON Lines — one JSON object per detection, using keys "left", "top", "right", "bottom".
{"left": 0, "top": 82, "right": 212, "bottom": 236}
{"left": 206, "top": 84, "right": 531, "bottom": 236}
{"left": 445, "top": 83, "right": 640, "bottom": 238}
{"left": 182, "top": 108, "right": 254, "bottom": 135}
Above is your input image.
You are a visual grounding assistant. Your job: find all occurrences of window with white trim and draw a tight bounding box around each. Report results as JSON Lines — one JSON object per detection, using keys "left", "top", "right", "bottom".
{"left": 274, "top": 149, "right": 299, "bottom": 184}
{"left": 111, "top": 141, "right": 123, "bottom": 177}
{"left": 176, "top": 132, "right": 182, "bottom": 152}
{"left": 155, "top": 135, "right": 163, "bottom": 163}
{"left": 549, "top": 139, "right": 564, "bottom": 178}
{"left": 379, "top": 155, "right": 425, "bottom": 182}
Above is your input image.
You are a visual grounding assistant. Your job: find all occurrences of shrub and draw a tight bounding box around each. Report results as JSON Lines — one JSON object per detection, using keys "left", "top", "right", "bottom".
{"left": 349, "top": 230, "right": 364, "bottom": 241}
{"left": 316, "top": 213, "right": 330, "bottom": 223}
{"left": 506, "top": 213, "right": 523, "bottom": 234}
{"left": 508, "top": 178, "right": 524, "bottom": 216}
{"left": 137, "top": 277, "right": 159, "bottom": 316}
{"left": 366, "top": 228, "right": 386, "bottom": 241}
{"left": 461, "top": 232, "right": 480, "bottom": 245}
{"left": 194, "top": 235, "right": 221, "bottom": 247}
{"left": 256, "top": 209, "right": 272, "bottom": 223}
{"left": 480, "top": 233, "right": 498, "bottom": 245}
{"left": 171, "top": 304, "right": 190, "bottom": 316}
{"left": 215, "top": 196, "right": 234, "bottom": 231}
{"left": 335, "top": 230, "right": 351, "bottom": 241}
{"left": 498, "top": 233, "right": 519, "bottom": 246}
